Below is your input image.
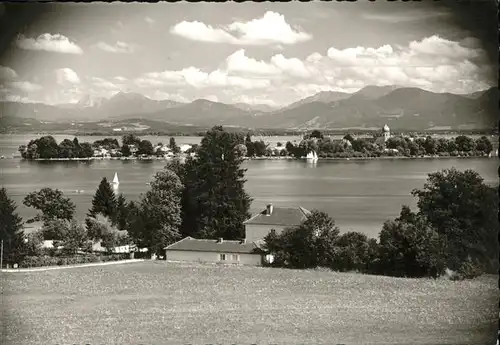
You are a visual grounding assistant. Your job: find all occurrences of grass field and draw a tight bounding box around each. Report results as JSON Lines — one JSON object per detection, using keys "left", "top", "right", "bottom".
{"left": 1, "top": 261, "right": 498, "bottom": 345}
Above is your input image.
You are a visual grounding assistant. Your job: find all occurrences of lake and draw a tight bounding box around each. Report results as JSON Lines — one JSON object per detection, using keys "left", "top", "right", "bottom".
{"left": 0, "top": 135, "right": 497, "bottom": 238}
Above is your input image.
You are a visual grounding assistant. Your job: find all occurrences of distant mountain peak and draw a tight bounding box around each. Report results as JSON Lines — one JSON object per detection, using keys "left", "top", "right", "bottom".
{"left": 109, "top": 91, "right": 151, "bottom": 102}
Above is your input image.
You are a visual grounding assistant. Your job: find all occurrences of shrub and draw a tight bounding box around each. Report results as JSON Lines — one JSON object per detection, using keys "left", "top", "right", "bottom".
{"left": 451, "top": 258, "right": 484, "bottom": 281}
{"left": 377, "top": 217, "right": 445, "bottom": 278}
{"left": 326, "top": 232, "right": 375, "bottom": 273}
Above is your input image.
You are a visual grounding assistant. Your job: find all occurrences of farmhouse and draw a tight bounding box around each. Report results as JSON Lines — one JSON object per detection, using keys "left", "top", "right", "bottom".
{"left": 164, "top": 237, "right": 264, "bottom": 265}
{"left": 164, "top": 204, "right": 311, "bottom": 266}
{"left": 244, "top": 204, "right": 311, "bottom": 242}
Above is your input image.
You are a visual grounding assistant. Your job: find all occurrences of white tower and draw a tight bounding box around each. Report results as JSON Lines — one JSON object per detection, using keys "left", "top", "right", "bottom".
{"left": 383, "top": 124, "right": 390, "bottom": 142}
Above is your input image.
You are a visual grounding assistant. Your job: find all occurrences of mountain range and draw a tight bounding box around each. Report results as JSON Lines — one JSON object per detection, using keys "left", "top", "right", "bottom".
{"left": 0, "top": 85, "right": 497, "bottom": 131}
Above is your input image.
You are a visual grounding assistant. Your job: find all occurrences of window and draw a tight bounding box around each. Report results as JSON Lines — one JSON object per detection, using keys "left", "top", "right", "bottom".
{"left": 219, "top": 254, "right": 226, "bottom": 261}
{"left": 232, "top": 254, "right": 240, "bottom": 261}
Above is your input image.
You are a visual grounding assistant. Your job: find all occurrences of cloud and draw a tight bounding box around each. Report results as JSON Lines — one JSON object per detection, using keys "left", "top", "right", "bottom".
{"left": 146, "top": 90, "right": 188, "bottom": 103}
{"left": 136, "top": 66, "right": 270, "bottom": 90}
{"left": 225, "top": 50, "right": 281, "bottom": 77}
{"left": 92, "top": 77, "right": 124, "bottom": 90}
{"left": 95, "top": 41, "right": 136, "bottom": 54}
{"left": 0, "top": 66, "right": 18, "bottom": 80}
{"left": 145, "top": 17, "right": 155, "bottom": 25}
{"left": 170, "top": 11, "right": 311, "bottom": 45}
{"left": 232, "top": 94, "right": 278, "bottom": 107}
{"left": 55, "top": 68, "right": 80, "bottom": 85}
{"left": 225, "top": 49, "right": 314, "bottom": 79}
{"left": 114, "top": 76, "right": 128, "bottom": 82}
{"left": 6, "top": 81, "right": 43, "bottom": 92}
{"left": 203, "top": 95, "right": 219, "bottom": 102}
{"left": 131, "top": 34, "right": 491, "bottom": 105}
{"left": 16, "top": 33, "right": 83, "bottom": 54}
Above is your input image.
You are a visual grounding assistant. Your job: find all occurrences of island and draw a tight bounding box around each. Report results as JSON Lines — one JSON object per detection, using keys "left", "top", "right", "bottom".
{"left": 16, "top": 126, "right": 495, "bottom": 162}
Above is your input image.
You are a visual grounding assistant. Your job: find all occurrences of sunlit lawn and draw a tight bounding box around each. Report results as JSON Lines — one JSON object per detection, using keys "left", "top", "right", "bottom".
{"left": 2, "top": 261, "right": 498, "bottom": 345}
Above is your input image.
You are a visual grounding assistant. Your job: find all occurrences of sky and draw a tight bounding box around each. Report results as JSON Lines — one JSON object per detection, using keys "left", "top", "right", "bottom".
{"left": 0, "top": 1, "right": 496, "bottom": 107}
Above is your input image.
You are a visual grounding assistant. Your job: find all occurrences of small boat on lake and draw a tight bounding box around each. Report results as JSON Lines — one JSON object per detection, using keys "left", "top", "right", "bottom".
{"left": 306, "top": 150, "right": 318, "bottom": 162}
{"left": 112, "top": 172, "right": 120, "bottom": 186}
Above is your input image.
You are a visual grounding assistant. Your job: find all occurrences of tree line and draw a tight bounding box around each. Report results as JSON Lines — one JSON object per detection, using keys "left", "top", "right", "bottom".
{"left": 279, "top": 130, "right": 494, "bottom": 159}
{"left": 263, "top": 167, "right": 498, "bottom": 280}
{"left": 18, "top": 134, "right": 186, "bottom": 159}
{"left": 2, "top": 126, "right": 497, "bottom": 279}
{"left": 19, "top": 131, "right": 493, "bottom": 161}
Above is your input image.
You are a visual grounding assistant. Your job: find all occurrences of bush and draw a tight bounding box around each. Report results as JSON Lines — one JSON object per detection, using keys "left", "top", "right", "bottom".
{"left": 451, "top": 258, "right": 484, "bottom": 281}
{"left": 377, "top": 218, "right": 445, "bottom": 278}
{"left": 18, "top": 253, "right": 129, "bottom": 268}
{"left": 325, "top": 232, "right": 375, "bottom": 273}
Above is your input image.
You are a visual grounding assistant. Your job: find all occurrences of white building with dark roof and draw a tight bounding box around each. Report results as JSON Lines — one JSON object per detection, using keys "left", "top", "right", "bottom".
{"left": 164, "top": 203, "right": 310, "bottom": 266}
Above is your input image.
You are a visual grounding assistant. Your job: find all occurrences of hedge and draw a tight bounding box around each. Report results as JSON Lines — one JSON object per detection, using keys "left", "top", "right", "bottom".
{"left": 18, "top": 253, "right": 130, "bottom": 268}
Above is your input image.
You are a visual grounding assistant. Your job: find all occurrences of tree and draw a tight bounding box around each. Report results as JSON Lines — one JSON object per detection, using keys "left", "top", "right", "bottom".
{"left": 131, "top": 168, "right": 183, "bottom": 255}
{"left": 72, "top": 137, "right": 82, "bottom": 157}
{"left": 423, "top": 136, "right": 437, "bottom": 155}
{"left": 474, "top": 136, "right": 493, "bottom": 154}
{"left": 121, "top": 144, "right": 131, "bottom": 157}
{"left": 87, "top": 177, "right": 117, "bottom": 225}
{"left": 181, "top": 126, "right": 252, "bottom": 239}
{"left": 378, "top": 214, "right": 445, "bottom": 278}
{"left": 343, "top": 133, "right": 354, "bottom": 142}
{"left": 285, "top": 141, "right": 296, "bottom": 156}
{"left": 411, "top": 168, "right": 498, "bottom": 272}
{"left": 58, "top": 139, "right": 77, "bottom": 158}
{"left": 311, "top": 130, "right": 324, "bottom": 140}
{"left": 122, "top": 134, "right": 141, "bottom": 147}
{"left": 328, "top": 232, "right": 377, "bottom": 273}
{"left": 263, "top": 210, "right": 336, "bottom": 269}
{"left": 454, "top": 135, "right": 474, "bottom": 152}
{"left": 252, "top": 140, "right": 268, "bottom": 157}
{"left": 79, "top": 142, "right": 94, "bottom": 158}
{"left": 36, "top": 136, "right": 60, "bottom": 159}
{"left": 0, "top": 188, "right": 25, "bottom": 265}
{"left": 138, "top": 140, "right": 154, "bottom": 156}
{"left": 41, "top": 219, "right": 69, "bottom": 240}
{"left": 23, "top": 188, "right": 76, "bottom": 224}
{"left": 86, "top": 214, "right": 127, "bottom": 252}
{"left": 49, "top": 219, "right": 90, "bottom": 255}
{"left": 245, "top": 133, "right": 255, "bottom": 157}
{"left": 169, "top": 137, "right": 180, "bottom": 154}
{"left": 115, "top": 194, "right": 129, "bottom": 230}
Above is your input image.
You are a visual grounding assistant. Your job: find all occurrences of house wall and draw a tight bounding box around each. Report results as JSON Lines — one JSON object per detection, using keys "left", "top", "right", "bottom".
{"left": 165, "top": 250, "right": 262, "bottom": 266}
{"left": 245, "top": 224, "right": 287, "bottom": 242}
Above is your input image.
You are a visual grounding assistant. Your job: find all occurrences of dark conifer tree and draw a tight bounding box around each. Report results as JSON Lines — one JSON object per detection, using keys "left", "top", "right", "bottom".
{"left": 182, "top": 126, "right": 252, "bottom": 240}
{"left": 0, "top": 188, "right": 25, "bottom": 265}
{"left": 115, "top": 193, "right": 129, "bottom": 230}
{"left": 86, "top": 177, "right": 117, "bottom": 225}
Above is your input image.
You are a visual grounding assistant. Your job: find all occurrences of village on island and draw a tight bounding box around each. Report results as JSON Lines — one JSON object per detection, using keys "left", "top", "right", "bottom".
{"left": 10, "top": 125, "right": 497, "bottom": 163}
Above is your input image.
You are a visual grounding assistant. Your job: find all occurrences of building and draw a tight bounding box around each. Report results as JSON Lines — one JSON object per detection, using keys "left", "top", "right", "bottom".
{"left": 383, "top": 124, "right": 391, "bottom": 142}
{"left": 164, "top": 237, "right": 264, "bottom": 265}
{"left": 374, "top": 124, "right": 391, "bottom": 147}
{"left": 163, "top": 203, "right": 311, "bottom": 266}
{"left": 243, "top": 204, "right": 311, "bottom": 242}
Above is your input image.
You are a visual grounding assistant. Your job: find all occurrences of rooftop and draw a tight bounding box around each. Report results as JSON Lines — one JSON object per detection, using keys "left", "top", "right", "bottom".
{"left": 164, "top": 237, "right": 263, "bottom": 254}
{"left": 243, "top": 206, "right": 311, "bottom": 226}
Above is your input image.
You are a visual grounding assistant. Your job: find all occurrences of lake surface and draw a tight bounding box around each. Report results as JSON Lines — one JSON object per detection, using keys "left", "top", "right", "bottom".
{"left": 1, "top": 136, "right": 497, "bottom": 238}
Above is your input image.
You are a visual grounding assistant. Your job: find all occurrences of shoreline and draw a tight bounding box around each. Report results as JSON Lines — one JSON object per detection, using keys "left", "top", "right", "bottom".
{"left": 11, "top": 154, "right": 494, "bottom": 162}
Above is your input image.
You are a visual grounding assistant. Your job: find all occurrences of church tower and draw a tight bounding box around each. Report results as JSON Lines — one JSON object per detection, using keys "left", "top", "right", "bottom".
{"left": 383, "top": 124, "right": 390, "bottom": 142}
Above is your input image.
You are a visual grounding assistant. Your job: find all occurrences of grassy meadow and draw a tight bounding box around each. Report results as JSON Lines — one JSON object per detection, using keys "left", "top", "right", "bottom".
{"left": 1, "top": 261, "right": 498, "bottom": 345}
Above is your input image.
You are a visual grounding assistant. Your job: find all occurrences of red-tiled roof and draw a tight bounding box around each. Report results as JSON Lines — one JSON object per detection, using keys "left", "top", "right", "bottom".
{"left": 243, "top": 206, "right": 311, "bottom": 226}
{"left": 164, "top": 237, "right": 263, "bottom": 254}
